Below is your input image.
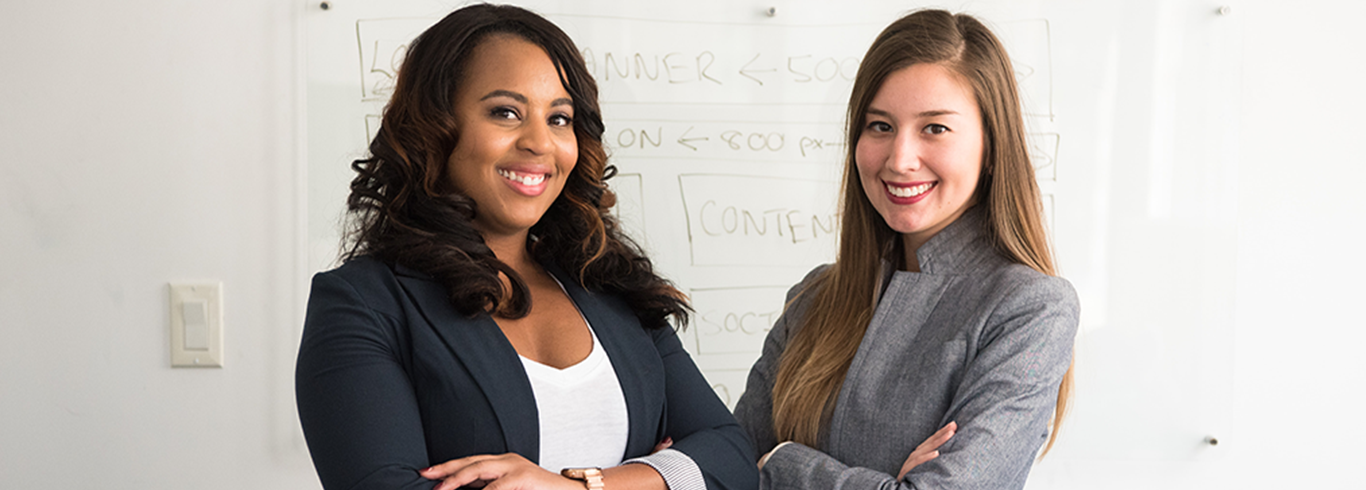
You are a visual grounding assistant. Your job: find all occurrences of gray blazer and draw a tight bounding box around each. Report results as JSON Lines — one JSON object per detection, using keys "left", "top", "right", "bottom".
{"left": 733, "top": 207, "right": 1079, "bottom": 490}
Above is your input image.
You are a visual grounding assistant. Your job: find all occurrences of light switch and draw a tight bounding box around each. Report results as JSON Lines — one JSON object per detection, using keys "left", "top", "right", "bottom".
{"left": 170, "top": 282, "right": 223, "bottom": 368}
{"left": 182, "top": 299, "right": 209, "bottom": 350}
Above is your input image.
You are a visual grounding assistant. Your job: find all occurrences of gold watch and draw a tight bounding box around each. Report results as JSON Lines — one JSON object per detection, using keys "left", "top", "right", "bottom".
{"left": 560, "top": 467, "right": 605, "bottom": 490}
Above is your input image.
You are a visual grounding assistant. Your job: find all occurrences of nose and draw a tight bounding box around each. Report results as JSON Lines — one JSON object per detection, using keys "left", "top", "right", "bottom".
{"left": 887, "top": 131, "right": 922, "bottom": 173}
{"left": 517, "top": 119, "right": 555, "bottom": 156}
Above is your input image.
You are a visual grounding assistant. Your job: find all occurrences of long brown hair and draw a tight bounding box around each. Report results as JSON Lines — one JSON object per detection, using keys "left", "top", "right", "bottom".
{"left": 344, "top": 4, "right": 688, "bottom": 328}
{"left": 771, "top": 9, "right": 1073, "bottom": 456}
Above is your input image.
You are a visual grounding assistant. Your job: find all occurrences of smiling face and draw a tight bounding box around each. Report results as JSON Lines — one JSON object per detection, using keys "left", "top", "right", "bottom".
{"left": 446, "top": 34, "right": 577, "bottom": 241}
{"left": 855, "top": 62, "right": 984, "bottom": 253}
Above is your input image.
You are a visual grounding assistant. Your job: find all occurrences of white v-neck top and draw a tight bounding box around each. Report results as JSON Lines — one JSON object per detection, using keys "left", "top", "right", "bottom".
{"left": 519, "top": 321, "right": 630, "bottom": 472}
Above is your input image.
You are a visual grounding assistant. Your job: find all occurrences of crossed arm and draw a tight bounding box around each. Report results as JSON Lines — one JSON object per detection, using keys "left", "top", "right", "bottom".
{"left": 735, "top": 276, "right": 1079, "bottom": 490}
{"left": 297, "top": 270, "right": 757, "bottom": 490}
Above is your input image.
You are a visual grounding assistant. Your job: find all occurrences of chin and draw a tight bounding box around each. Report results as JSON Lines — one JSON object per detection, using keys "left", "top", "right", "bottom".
{"left": 883, "top": 217, "right": 924, "bottom": 235}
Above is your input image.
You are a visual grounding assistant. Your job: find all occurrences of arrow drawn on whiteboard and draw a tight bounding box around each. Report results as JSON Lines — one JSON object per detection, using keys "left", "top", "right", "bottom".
{"left": 677, "top": 126, "right": 709, "bottom": 150}
{"left": 739, "top": 53, "right": 776, "bottom": 86}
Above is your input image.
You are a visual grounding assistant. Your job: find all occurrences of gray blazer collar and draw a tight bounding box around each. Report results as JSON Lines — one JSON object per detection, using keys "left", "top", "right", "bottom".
{"left": 875, "top": 206, "right": 992, "bottom": 302}
{"left": 912, "top": 205, "right": 993, "bottom": 276}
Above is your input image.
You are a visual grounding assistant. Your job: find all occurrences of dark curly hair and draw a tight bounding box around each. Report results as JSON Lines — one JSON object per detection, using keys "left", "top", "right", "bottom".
{"left": 342, "top": 4, "right": 688, "bottom": 329}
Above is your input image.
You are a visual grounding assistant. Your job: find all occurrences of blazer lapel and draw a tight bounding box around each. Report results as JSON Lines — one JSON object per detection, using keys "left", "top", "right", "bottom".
{"left": 393, "top": 266, "right": 541, "bottom": 463}
{"left": 548, "top": 265, "right": 663, "bottom": 460}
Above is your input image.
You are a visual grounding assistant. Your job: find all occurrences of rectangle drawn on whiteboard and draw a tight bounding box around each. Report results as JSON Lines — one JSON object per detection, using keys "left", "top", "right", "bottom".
{"left": 689, "top": 286, "right": 788, "bottom": 355}
{"left": 679, "top": 174, "right": 838, "bottom": 267}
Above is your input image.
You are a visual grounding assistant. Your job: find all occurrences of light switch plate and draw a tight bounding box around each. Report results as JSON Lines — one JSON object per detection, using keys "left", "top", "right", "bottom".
{"left": 169, "top": 282, "right": 223, "bottom": 367}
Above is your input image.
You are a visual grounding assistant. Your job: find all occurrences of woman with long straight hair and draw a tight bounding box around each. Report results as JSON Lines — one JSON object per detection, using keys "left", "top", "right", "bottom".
{"left": 295, "top": 5, "right": 757, "bottom": 490}
{"left": 734, "top": 9, "right": 1079, "bottom": 490}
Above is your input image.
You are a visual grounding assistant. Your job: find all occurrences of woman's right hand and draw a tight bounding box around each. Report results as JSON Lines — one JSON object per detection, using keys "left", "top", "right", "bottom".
{"left": 421, "top": 453, "right": 582, "bottom": 490}
{"left": 897, "top": 421, "right": 957, "bottom": 479}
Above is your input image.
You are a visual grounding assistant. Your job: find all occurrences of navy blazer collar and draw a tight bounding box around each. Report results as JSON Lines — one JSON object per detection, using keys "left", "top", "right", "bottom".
{"left": 392, "top": 264, "right": 540, "bottom": 460}
{"left": 552, "top": 264, "right": 664, "bottom": 461}
{"left": 391, "top": 262, "right": 662, "bottom": 463}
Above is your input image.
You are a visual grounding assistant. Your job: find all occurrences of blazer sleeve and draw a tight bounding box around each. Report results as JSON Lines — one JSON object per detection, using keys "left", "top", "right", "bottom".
{"left": 295, "top": 270, "right": 436, "bottom": 490}
{"left": 757, "top": 275, "right": 1080, "bottom": 490}
{"left": 648, "top": 324, "right": 761, "bottom": 490}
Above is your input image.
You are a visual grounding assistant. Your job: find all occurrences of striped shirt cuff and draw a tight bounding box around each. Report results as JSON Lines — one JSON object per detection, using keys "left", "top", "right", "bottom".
{"left": 624, "top": 448, "right": 705, "bottom": 490}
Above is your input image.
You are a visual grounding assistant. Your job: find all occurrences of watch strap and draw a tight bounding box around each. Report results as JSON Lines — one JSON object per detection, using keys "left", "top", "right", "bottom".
{"left": 560, "top": 467, "right": 605, "bottom": 490}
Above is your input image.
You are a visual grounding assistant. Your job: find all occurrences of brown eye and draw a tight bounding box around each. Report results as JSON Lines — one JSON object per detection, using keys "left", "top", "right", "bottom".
{"left": 923, "top": 124, "right": 949, "bottom": 135}
{"left": 489, "top": 107, "right": 519, "bottom": 120}
{"left": 866, "top": 121, "right": 892, "bottom": 133}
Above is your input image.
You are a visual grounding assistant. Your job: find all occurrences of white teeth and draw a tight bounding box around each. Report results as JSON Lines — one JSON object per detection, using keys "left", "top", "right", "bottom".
{"left": 887, "top": 182, "right": 934, "bottom": 198}
{"left": 498, "top": 169, "right": 546, "bottom": 186}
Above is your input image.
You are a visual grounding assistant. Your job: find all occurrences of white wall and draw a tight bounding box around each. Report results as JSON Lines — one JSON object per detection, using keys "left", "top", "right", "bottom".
{"left": 1026, "top": 2, "right": 1366, "bottom": 488}
{"left": 0, "top": 0, "right": 316, "bottom": 488}
{"left": 1230, "top": 0, "right": 1366, "bottom": 481}
{"left": 1, "top": 1, "right": 1363, "bottom": 489}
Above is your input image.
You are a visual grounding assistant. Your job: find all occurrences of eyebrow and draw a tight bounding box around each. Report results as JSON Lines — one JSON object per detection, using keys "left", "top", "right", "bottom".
{"left": 479, "top": 90, "right": 573, "bottom": 108}
{"left": 866, "top": 108, "right": 959, "bottom": 118}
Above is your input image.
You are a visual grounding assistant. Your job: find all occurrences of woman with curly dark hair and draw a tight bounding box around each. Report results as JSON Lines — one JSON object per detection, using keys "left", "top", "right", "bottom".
{"left": 295, "top": 5, "right": 757, "bottom": 490}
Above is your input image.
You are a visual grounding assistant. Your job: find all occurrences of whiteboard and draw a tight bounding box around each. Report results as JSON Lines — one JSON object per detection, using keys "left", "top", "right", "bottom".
{"left": 306, "top": 0, "right": 1241, "bottom": 467}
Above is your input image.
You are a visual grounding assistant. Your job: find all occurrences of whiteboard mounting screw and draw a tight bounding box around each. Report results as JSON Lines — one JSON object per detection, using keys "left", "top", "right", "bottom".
{"left": 320, "top": 1, "right": 331, "bottom": 10}
{"left": 1217, "top": 5, "right": 1232, "bottom": 16}
{"left": 766, "top": 7, "right": 777, "bottom": 17}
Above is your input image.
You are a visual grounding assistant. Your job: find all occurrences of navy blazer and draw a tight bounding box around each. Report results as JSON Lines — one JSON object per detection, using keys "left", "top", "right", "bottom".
{"left": 296, "top": 257, "right": 757, "bottom": 490}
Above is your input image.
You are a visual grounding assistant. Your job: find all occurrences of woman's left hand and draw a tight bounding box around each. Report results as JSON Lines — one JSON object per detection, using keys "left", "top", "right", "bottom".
{"left": 420, "top": 453, "right": 582, "bottom": 490}
{"left": 757, "top": 441, "right": 793, "bottom": 469}
{"left": 897, "top": 421, "right": 957, "bottom": 479}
